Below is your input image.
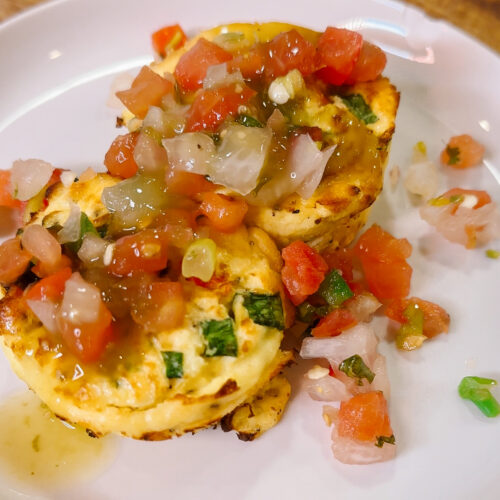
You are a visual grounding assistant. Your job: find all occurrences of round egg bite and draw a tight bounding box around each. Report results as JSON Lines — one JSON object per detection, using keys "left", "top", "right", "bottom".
{"left": 0, "top": 174, "right": 292, "bottom": 439}
{"left": 125, "top": 22, "right": 400, "bottom": 250}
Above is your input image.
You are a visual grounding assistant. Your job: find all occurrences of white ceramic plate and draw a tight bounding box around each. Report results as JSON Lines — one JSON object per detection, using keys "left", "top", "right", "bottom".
{"left": 1, "top": 0, "right": 499, "bottom": 498}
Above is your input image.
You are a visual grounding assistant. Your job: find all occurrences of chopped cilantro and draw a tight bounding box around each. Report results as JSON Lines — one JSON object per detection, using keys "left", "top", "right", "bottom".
{"left": 338, "top": 354, "right": 375, "bottom": 386}
{"left": 242, "top": 292, "right": 284, "bottom": 329}
{"left": 201, "top": 318, "right": 237, "bottom": 357}
{"left": 161, "top": 351, "right": 184, "bottom": 379}
{"left": 375, "top": 434, "right": 395, "bottom": 448}
{"left": 236, "top": 114, "right": 264, "bottom": 128}
{"left": 297, "top": 301, "right": 329, "bottom": 324}
{"left": 341, "top": 94, "right": 378, "bottom": 125}
{"left": 65, "top": 212, "right": 99, "bottom": 253}
{"left": 318, "top": 270, "right": 353, "bottom": 307}
{"left": 446, "top": 145, "right": 460, "bottom": 165}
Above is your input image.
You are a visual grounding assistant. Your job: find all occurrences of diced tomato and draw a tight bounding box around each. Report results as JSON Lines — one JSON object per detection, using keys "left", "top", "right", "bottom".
{"left": 441, "top": 188, "right": 491, "bottom": 210}
{"left": 185, "top": 83, "right": 256, "bottom": 132}
{"left": 104, "top": 132, "right": 139, "bottom": 179}
{"left": 58, "top": 304, "right": 113, "bottom": 363}
{"left": 153, "top": 208, "right": 197, "bottom": 229}
{"left": 228, "top": 45, "right": 266, "bottom": 80}
{"left": 0, "top": 238, "right": 32, "bottom": 285}
{"left": 265, "top": 29, "right": 316, "bottom": 80}
{"left": 131, "top": 281, "right": 185, "bottom": 331}
{"left": 338, "top": 391, "right": 393, "bottom": 442}
{"left": 354, "top": 224, "right": 412, "bottom": 301}
{"left": 198, "top": 192, "right": 248, "bottom": 233}
{"left": 281, "top": 241, "right": 328, "bottom": 306}
{"left": 152, "top": 24, "right": 187, "bottom": 57}
{"left": 116, "top": 65, "right": 174, "bottom": 119}
{"left": 315, "top": 27, "right": 363, "bottom": 85}
{"left": 345, "top": 41, "right": 387, "bottom": 84}
{"left": 31, "top": 254, "right": 72, "bottom": 279}
{"left": 108, "top": 229, "right": 168, "bottom": 277}
{"left": 25, "top": 267, "right": 72, "bottom": 302}
{"left": 385, "top": 297, "right": 450, "bottom": 338}
{"left": 321, "top": 247, "right": 355, "bottom": 283}
{"left": 165, "top": 169, "right": 216, "bottom": 198}
{"left": 174, "top": 38, "right": 233, "bottom": 91}
{"left": 0, "top": 170, "right": 23, "bottom": 209}
{"left": 440, "top": 134, "right": 485, "bottom": 169}
{"left": 311, "top": 309, "right": 358, "bottom": 337}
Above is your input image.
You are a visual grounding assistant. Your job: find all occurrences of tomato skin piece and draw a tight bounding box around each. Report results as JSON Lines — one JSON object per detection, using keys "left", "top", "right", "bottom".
{"left": 344, "top": 41, "right": 387, "bottom": 84}
{"left": 104, "top": 132, "right": 139, "bottom": 179}
{"left": 441, "top": 188, "right": 491, "bottom": 210}
{"left": 174, "top": 38, "right": 233, "bottom": 91}
{"left": 338, "top": 391, "right": 393, "bottom": 442}
{"left": 0, "top": 238, "right": 32, "bottom": 285}
{"left": 152, "top": 24, "right": 187, "bottom": 57}
{"left": 315, "top": 27, "right": 363, "bottom": 85}
{"left": 25, "top": 267, "right": 72, "bottom": 302}
{"left": 385, "top": 297, "right": 450, "bottom": 338}
{"left": 440, "top": 134, "right": 485, "bottom": 169}
{"left": 281, "top": 241, "right": 328, "bottom": 306}
{"left": 131, "top": 281, "right": 185, "bottom": 331}
{"left": 108, "top": 229, "right": 168, "bottom": 277}
{"left": 185, "top": 84, "right": 256, "bottom": 132}
{"left": 0, "top": 170, "right": 23, "bottom": 209}
{"left": 58, "top": 304, "right": 113, "bottom": 364}
{"left": 312, "top": 309, "right": 358, "bottom": 337}
{"left": 265, "top": 29, "right": 316, "bottom": 80}
{"left": 198, "top": 192, "right": 248, "bottom": 233}
{"left": 116, "top": 66, "right": 174, "bottom": 119}
{"left": 354, "top": 224, "right": 412, "bottom": 301}
{"left": 165, "top": 169, "right": 216, "bottom": 198}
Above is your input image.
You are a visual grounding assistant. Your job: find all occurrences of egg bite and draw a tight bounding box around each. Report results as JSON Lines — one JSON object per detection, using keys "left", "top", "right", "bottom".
{"left": 0, "top": 174, "right": 293, "bottom": 439}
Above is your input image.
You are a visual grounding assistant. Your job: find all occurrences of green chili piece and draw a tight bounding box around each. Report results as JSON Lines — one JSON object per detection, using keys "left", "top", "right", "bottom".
{"left": 395, "top": 303, "right": 427, "bottom": 351}
{"left": 242, "top": 293, "right": 284, "bottom": 330}
{"left": 338, "top": 354, "right": 375, "bottom": 386}
{"left": 458, "top": 376, "right": 500, "bottom": 418}
{"left": 161, "top": 351, "right": 184, "bottom": 379}
{"left": 446, "top": 146, "right": 460, "bottom": 165}
{"left": 375, "top": 435, "right": 396, "bottom": 448}
{"left": 486, "top": 249, "right": 500, "bottom": 259}
{"left": 341, "top": 94, "right": 378, "bottom": 125}
{"left": 318, "top": 270, "right": 353, "bottom": 307}
{"left": 201, "top": 318, "right": 238, "bottom": 357}
{"left": 236, "top": 114, "right": 264, "bottom": 128}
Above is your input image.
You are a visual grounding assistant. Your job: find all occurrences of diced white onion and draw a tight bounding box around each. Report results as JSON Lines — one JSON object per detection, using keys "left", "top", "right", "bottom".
{"left": 420, "top": 201, "right": 500, "bottom": 248}
{"left": 27, "top": 299, "right": 59, "bottom": 333}
{"left": 77, "top": 234, "right": 107, "bottom": 265}
{"left": 322, "top": 405, "right": 339, "bottom": 427}
{"left": 303, "top": 374, "right": 352, "bottom": 402}
{"left": 133, "top": 132, "right": 168, "bottom": 174}
{"left": 203, "top": 63, "right": 244, "bottom": 90}
{"left": 107, "top": 73, "right": 134, "bottom": 109}
{"left": 163, "top": 133, "right": 215, "bottom": 175}
{"left": 331, "top": 426, "right": 396, "bottom": 464}
{"left": 250, "top": 134, "right": 335, "bottom": 205}
{"left": 10, "top": 159, "right": 55, "bottom": 201}
{"left": 57, "top": 202, "right": 81, "bottom": 244}
{"left": 300, "top": 324, "right": 379, "bottom": 368}
{"left": 22, "top": 224, "right": 61, "bottom": 266}
{"left": 60, "top": 171, "right": 77, "bottom": 187}
{"left": 345, "top": 292, "right": 381, "bottom": 322}
{"left": 210, "top": 124, "right": 272, "bottom": 195}
{"left": 59, "top": 273, "right": 102, "bottom": 325}
{"left": 101, "top": 176, "right": 166, "bottom": 231}
{"left": 404, "top": 160, "right": 438, "bottom": 200}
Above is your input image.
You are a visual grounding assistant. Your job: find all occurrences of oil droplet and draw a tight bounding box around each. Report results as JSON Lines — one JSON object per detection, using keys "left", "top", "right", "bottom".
{"left": 0, "top": 391, "right": 117, "bottom": 494}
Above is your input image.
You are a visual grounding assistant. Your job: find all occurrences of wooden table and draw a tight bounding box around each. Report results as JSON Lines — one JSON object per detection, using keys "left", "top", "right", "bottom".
{"left": 1, "top": 0, "right": 500, "bottom": 53}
